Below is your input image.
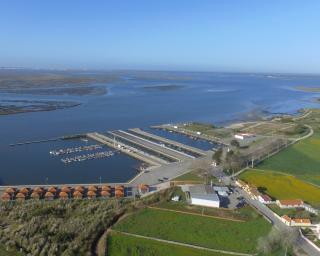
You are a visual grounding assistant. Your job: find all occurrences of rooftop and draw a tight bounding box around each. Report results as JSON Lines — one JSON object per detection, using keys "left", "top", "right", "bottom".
{"left": 293, "top": 218, "right": 311, "bottom": 224}
{"left": 278, "top": 199, "right": 304, "bottom": 206}
{"left": 189, "top": 185, "right": 220, "bottom": 201}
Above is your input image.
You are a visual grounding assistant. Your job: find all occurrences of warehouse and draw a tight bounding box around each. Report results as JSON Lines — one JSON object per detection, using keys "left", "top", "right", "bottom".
{"left": 188, "top": 185, "right": 220, "bottom": 208}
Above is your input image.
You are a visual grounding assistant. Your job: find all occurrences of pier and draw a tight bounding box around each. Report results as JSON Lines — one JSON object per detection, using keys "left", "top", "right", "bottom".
{"left": 151, "top": 124, "right": 227, "bottom": 146}
{"left": 87, "top": 132, "right": 164, "bottom": 168}
{"left": 50, "top": 144, "right": 102, "bottom": 156}
{"left": 61, "top": 150, "right": 115, "bottom": 164}
{"left": 129, "top": 128, "right": 207, "bottom": 157}
{"left": 110, "top": 130, "right": 193, "bottom": 161}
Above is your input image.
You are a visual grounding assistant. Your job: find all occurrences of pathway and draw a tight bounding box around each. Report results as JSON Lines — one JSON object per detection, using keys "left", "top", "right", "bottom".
{"left": 110, "top": 230, "right": 254, "bottom": 256}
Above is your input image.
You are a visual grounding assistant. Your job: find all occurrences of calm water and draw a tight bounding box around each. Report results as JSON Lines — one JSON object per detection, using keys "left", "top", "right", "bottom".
{"left": 1, "top": 71, "right": 320, "bottom": 185}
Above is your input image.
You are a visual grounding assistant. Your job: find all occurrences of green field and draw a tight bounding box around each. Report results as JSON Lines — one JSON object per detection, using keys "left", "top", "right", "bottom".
{"left": 173, "top": 171, "right": 205, "bottom": 182}
{"left": 257, "top": 131, "right": 320, "bottom": 185}
{"left": 113, "top": 208, "right": 271, "bottom": 254}
{"left": 240, "top": 169, "right": 320, "bottom": 206}
{"left": 107, "top": 232, "right": 229, "bottom": 256}
{"left": 155, "top": 201, "right": 257, "bottom": 221}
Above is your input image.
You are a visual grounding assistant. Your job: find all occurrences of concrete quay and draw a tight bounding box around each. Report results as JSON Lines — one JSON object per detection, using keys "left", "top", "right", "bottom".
{"left": 87, "top": 132, "right": 164, "bottom": 167}
{"left": 129, "top": 128, "right": 207, "bottom": 157}
{"left": 110, "top": 130, "right": 191, "bottom": 162}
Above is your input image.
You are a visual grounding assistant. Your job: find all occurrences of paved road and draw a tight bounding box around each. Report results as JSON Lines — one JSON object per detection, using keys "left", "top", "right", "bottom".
{"left": 236, "top": 185, "right": 320, "bottom": 256}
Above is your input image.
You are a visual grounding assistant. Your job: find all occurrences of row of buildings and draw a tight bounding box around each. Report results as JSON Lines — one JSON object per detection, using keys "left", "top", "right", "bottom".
{"left": 281, "top": 215, "right": 311, "bottom": 227}
{"left": 235, "top": 179, "right": 272, "bottom": 204}
{"left": 236, "top": 179, "right": 318, "bottom": 227}
{"left": 1, "top": 184, "right": 151, "bottom": 202}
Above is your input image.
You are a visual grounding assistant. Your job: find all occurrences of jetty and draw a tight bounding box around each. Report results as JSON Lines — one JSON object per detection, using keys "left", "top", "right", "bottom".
{"left": 129, "top": 128, "right": 207, "bottom": 157}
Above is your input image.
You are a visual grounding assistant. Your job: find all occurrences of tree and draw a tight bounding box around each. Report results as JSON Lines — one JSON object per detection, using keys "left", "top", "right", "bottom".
{"left": 257, "top": 227, "right": 298, "bottom": 255}
{"left": 230, "top": 139, "right": 240, "bottom": 148}
{"left": 212, "top": 148, "right": 222, "bottom": 165}
{"left": 223, "top": 150, "right": 245, "bottom": 175}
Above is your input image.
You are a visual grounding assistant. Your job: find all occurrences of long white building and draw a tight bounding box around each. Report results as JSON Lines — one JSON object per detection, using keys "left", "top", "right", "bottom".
{"left": 189, "top": 185, "right": 220, "bottom": 208}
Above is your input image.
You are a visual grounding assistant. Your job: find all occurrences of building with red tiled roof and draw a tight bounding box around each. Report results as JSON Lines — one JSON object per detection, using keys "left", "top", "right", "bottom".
{"left": 101, "top": 185, "right": 111, "bottom": 192}
{"left": 87, "top": 190, "right": 96, "bottom": 199}
{"left": 115, "top": 189, "right": 124, "bottom": 198}
{"left": 59, "top": 191, "right": 69, "bottom": 200}
{"left": 138, "top": 184, "right": 149, "bottom": 194}
{"left": 281, "top": 215, "right": 311, "bottom": 227}
{"left": 44, "top": 191, "right": 55, "bottom": 200}
{"left": 33, "top": 187, "right": 43, "bottom": 193}
{"left": 5, "top": 187, "right": 16, "bottom": 194}
{"left": 1, "top": 192, "right": 11, "bottom": 201}
{"left": 19, "top": 187, "right": 29, "bottom": 195}
{"left": 88, "top": 186, "right": 97, "bottom": 192}
{"left": 74, "top": 186, "right": 84, "bottom": 193}
{"left": 276, "top": 199, "right": 304, "bottom": 208}
{"left": 292, "top": 218, "right": 311, "bottom": 227}
{"left": 30, "top": 192, "right": 40, "bottom": 200}
{"left": 100, "top": 190, "right": 111, "bottom": 198}
{"left": 73, "top": 191, "right": 83, "bottom": 199}
{"left": 258, "top": 194, "right": 273, "bottom": 204}
{"left": 60, "top": 186, "right": 71, "bottom": 193}
{"left": 16, "top": 192, "right": 26, "bottom": 201}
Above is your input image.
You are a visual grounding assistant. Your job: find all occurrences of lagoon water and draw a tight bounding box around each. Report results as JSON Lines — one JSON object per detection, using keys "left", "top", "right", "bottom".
{"left": 1, "top": 72, "right": 320, "bottom": 185}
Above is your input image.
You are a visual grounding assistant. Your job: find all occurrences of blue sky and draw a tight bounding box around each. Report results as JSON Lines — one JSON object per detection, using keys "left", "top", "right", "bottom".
{"left": 0, "top": 1, "right": 319, "bottom": 73}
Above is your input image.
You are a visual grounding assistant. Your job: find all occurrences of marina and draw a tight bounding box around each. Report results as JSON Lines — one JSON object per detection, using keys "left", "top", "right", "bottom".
{"left": 2, "top": 72, "right": 320, "bottom": 186}
{"left": 50, "top": 144, "right": 102, "bottom": 156}
{"left": 61, "top": 150, "right": 116, "bottom": 164}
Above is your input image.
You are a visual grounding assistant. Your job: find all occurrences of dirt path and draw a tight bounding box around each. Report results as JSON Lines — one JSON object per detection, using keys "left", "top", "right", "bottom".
{"left": 110, "top": 229, "right": 254, "bottom": 256}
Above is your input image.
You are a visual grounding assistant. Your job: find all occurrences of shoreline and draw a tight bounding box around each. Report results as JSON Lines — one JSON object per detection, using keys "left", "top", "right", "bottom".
{"left": 0, "top": 108, "right": 315, "bottom": 187}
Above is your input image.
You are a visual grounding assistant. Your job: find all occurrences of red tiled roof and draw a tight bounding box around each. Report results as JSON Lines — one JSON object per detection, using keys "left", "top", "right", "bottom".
{"left": 282, "top": 215, "right": 292, "bottom": 222}
{"left": 293, "top": 218, "right": 311, "bottom": 224}
{"left": 279, "top": 199, "right": 304, "bottom": 206}
{"left": 261, "top": 194, "right": 272, "bottom": 201}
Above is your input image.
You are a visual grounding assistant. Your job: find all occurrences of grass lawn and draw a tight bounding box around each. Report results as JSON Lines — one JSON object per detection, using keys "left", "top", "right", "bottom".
{"left": 173, "top": 171, "right": 205, "bottom": 182}
{"left": 239, "top": 169, "right": 320, "bottom": 206}
{"left": 155, "top": 201, "right": 257, "bottom": 221}
{"left": 107, "top": 231, "right": 229, "bottom": 256}
{"left": 257, "top": 131, "right": 320, "bottom": 185}
{"left": 113, "top": 208, "right": 271, "bottom": 254}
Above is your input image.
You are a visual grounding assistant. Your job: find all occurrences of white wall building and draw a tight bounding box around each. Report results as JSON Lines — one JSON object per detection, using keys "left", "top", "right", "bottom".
{"left": 189, "top": 185, "right": 220, "bottom": 208}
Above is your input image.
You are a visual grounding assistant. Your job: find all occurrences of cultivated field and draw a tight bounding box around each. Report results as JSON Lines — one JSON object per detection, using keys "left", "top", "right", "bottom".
{"left": 113, "top": 208, "right": 271, "bottom": 254}
{"left": 240, "top": 169, "right": 320, "bottom": 206}
{"left": 107, "top": 231, "right": 229, "bottom": 256}
{"left": 257, "top": 131, "right": 320, "bottom": 186}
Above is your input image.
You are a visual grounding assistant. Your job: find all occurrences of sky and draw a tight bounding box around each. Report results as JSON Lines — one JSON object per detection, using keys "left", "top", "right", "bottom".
{"left": 0, "top": 1, "right": 320, "bottom": 73}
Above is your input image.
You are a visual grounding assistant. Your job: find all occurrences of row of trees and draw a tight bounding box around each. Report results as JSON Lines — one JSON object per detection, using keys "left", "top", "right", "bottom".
{"left": 212, "top": 137, "right": 289, "bottom": 175}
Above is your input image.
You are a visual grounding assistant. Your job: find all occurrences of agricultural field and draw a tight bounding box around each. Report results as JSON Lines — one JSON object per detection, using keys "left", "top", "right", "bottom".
{"left": 107, "top": 231, "right": 229, "bottom": 256}
{"left": 113, "top": 207, "right": 271, "bottom": 254}
{"left": 240, "top": 169, "right": 320, "bottom": 207}
{"left": 257, "top": 130, "right": 320, "bottom": 186}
